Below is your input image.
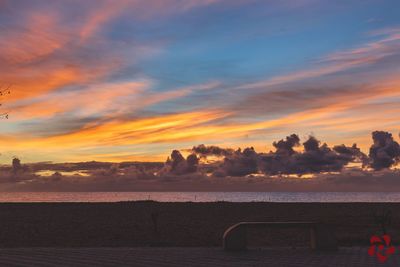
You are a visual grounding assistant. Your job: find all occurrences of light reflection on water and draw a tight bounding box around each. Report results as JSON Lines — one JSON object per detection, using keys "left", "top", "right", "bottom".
{"left": 0, "top": 192, "right": 399, "bottom": 202}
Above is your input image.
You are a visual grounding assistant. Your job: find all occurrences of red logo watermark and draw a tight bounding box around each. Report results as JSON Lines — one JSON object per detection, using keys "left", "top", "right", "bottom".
{"left": 368, "top": 234, "right": 395, "bottom": 263}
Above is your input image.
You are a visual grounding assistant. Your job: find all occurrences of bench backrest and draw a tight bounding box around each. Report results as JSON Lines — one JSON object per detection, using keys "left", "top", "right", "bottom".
{"left": 223, "top": 221, "right": 337, "bottom": 251}
{"left": 223, "top": 221, "right": 318, "bottom": 238}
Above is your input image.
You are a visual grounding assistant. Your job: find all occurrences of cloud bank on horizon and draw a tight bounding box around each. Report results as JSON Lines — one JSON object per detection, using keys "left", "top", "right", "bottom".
{"left": 0, "top": 0, "right": 400, "bottom": 164}
{"left": 0, "top": 130, "right": 399, "bottom": 192}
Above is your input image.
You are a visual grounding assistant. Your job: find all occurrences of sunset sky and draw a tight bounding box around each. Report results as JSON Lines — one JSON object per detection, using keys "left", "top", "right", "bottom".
{"left": 0, "top": 0, "right": 399, "bottom": 164}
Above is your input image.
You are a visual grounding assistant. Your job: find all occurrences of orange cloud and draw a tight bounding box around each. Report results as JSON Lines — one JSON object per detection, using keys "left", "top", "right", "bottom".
{"left": 8, "top": 80, "right": 219, "bottom": 121}
{"left": 0, "top": 13, "right": 69, "bottom": 65}
{"left": 0, "top": 13, "right": 120, "bottom": 102}
{"left": 9, "top": 81, "right": 149, "bottom": 119}
{"left": 79, "top": 1, "right": 129, "bottom": 41}
{"left": 0, "top": 110, "right": 230, "bottom": 149}
{"left": 2, "top": 79, "right": 399, "bottom": 161}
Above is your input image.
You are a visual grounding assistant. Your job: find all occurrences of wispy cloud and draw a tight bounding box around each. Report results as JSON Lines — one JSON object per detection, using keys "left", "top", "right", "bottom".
{"left": 235, "top": 27, "right": 400, "bottom": 91}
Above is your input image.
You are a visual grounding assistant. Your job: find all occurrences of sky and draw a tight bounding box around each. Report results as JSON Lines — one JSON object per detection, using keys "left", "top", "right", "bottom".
{"left": 0, "top": 0, "right": 400, "bottom": 164}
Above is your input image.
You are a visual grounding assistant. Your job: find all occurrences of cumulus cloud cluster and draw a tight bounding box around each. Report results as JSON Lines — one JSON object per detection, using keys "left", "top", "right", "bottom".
{"left": 183, "top": 131, "right": 398, "bottom": 177}
{"left": 187, "top": 135, "right": 370, "bottom": 177}
{"left": 369, "top": 131, "right": 400, "bottom": 170}
{"left": 159, "top": 150, "right": 199, "bottom": 175}
{"left": 209, "top": 135, "right": 367, "bottom": 177}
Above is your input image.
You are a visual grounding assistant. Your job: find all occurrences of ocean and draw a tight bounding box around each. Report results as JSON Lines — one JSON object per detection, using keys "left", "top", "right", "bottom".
{"left": 0, "top": 192, "right": 398, "bottom": 202}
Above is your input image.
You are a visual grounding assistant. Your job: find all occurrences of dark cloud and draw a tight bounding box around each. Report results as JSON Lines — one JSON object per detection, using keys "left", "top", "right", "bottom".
{"left": 170, "top": 150, "right": 185, "bottom": 172}
{"left": 16, "top": 115, "right": 104, "bottom": 137}
{"left": 333, "top": 143, "right": 369, "bottom": 167}
{"left": 303, "top": 136, "right": 320, "bottom": 152}
{"left": 214, "top": 147, "right": 258, "bottom": 177}
{"left": 369, "top": 131, "right": 400, "bottom": 170}
{"left": 191, "top": 144, "right": 234, "bottom": 158}
{"left": 186, "top": 154, "right": 199, "bottom": 173}
{"left": 161, "top": 150, "right": 199, "bottom": 175}
{"left": 273, "top": 134, "right": 300, "bottom": 156}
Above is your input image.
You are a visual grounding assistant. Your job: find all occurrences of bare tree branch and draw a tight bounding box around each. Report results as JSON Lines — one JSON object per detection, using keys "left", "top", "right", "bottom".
{"left": 0, "top": 84, "right": 11, "bottom": 119}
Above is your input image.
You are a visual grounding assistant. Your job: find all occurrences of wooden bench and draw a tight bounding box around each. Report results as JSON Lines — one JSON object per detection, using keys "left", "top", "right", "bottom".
{"left": 223, "top": 221, "right": 337, "bottom": 251}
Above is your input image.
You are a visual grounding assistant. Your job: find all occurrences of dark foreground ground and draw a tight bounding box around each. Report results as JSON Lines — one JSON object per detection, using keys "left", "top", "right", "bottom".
{"left": 0, "top": 247, "right": 397, "bottom": 267}
{"left": 0, "top": 202, "right": 398, "bottom": 247}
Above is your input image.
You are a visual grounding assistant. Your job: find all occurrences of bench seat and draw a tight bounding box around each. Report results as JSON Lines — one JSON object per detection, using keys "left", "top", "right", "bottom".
{"left": 223, "top": 221, "right": 337, "bottom": 251}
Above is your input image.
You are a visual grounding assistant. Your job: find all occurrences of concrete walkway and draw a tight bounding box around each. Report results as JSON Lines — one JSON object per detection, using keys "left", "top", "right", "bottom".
{"left": 0, "top": 247, "right": 398, "bottom": 267}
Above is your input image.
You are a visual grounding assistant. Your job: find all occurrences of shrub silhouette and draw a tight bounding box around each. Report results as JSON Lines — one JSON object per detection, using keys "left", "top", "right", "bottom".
{"left": 12, "top": 157, "right": 22, "bottom": 174}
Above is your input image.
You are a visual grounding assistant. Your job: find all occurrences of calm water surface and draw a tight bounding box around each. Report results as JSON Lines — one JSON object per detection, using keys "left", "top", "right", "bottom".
{"left": 0, "top": 192, "right": 399, "bottom": 202}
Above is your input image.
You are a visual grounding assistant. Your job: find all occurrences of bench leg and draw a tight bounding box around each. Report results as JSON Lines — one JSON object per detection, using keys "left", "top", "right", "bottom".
{"left": 223, "top": 226, "right": 247, "bottom": 251}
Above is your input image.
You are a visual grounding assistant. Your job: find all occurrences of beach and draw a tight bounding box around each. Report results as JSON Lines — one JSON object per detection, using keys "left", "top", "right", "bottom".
{"left": 0, "top": 202, "right": 397, "bottom": 247}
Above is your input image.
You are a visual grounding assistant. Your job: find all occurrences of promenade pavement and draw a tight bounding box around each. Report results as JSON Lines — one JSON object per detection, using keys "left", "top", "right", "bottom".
{"left": 0, "top": 247, "right": 397, "bottom": 267}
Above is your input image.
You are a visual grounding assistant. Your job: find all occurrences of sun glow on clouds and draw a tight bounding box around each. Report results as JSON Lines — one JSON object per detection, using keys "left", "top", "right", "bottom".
{"left": 10, "top": 81, "right": 150, "bottom": 119}
{"left": 0, "top": 110, "right": 230, "bottom": 149}
{"left": 0, "top": 1, "right": 400, "bottom": 163}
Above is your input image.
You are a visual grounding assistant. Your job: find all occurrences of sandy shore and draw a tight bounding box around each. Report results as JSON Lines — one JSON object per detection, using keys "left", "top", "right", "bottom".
{"left": 0, "top": 202, "right": 398, "bottom": 247}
